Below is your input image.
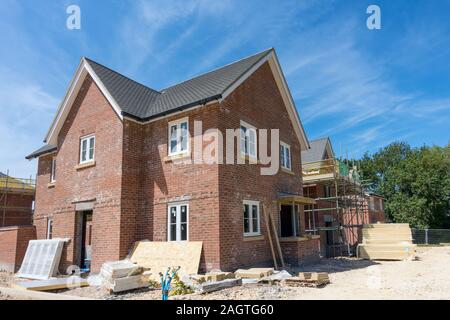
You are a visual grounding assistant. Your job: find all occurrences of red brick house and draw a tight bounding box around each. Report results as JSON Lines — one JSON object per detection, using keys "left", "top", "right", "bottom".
{"left": 0, "top": 172, "right": 35, "bottom": 227}
{"left": 26, "top": 48, "right": 319, "bottom": 273}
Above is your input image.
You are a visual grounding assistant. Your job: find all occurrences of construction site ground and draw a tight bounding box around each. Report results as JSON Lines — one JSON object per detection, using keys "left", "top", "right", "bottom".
{"left": 1, "top": 246, "right": 449, "bottom": 300}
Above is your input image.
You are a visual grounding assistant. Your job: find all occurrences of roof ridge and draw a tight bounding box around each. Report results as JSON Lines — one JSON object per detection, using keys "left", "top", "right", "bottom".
{"left": 83, "top": 57, "right": 161, "bottom": 95}
{"left": 160, "top": 48, "right": 273, "bottom": 92}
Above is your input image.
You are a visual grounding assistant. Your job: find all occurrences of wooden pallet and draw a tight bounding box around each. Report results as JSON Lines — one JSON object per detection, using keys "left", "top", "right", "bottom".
{"left": 281, "top": 277, "right": 330, "bottom": 288}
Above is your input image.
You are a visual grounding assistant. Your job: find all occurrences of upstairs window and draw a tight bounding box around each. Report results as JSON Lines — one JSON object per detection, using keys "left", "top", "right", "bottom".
{"left": 168, "top": 118, "right": 189, "bottom": 156}
{"left": 50, "top": 157, "right": 56, "bottom": 182}
{"left": 280, "top": 142, "right": 291, "bottom": 170}
{"left": 80, "top": 135, "right": 95, "bottom": 164}
{"left": 240, "top": 121, "right": 257, "bottom": 159}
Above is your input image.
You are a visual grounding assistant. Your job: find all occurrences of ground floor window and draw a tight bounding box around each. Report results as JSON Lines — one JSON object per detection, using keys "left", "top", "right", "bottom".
{"left": 243, "top": 200, "right": 260, "bottom": 236}
{"left": 168, "top": 203, "right": 188, "bottom": 241}
{"left": 279, "top": 204, "right": 300, "bottom": 237}
{"left": 46, "top": 218, "right": 53, "bottom": 239}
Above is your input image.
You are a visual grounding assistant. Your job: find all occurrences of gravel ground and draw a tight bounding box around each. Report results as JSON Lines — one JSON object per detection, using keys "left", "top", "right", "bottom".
{"left": 1, "top": 246, "right": 449, "bottom": 300}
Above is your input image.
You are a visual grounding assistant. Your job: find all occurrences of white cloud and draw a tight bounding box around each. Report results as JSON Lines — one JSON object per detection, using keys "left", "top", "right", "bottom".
{"left": 0, "top": 69, "right": 58, "bottom": 177}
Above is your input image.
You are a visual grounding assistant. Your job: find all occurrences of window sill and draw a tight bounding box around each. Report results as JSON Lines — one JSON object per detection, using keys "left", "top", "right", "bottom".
{"left": 75, "top": 161, "right": 96, "bottom": 170}
{"left": 47, "top": 182, "right": 56, "bottom": 188}
{"left": 164, "top": 152, "right": 191, "bottom": 163}
{"left": 240, "top": 154, "right": 260, "bottom": 164}
{"left": 281, "top": 168, "right": 295, "bottom": 175}
{"left": 243, "top": 234, "right": 263, "bottom": 241}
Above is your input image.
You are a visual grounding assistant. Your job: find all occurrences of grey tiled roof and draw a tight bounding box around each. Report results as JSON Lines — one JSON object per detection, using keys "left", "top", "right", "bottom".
{"left": 27, "top": 49, "right": 273, "bottom": 158}
{"left": 26, "top": 144, "right": 57, "bottom": 159}
{"left": 85, "top": 58, "right": 161, "bottom": 119}
{"left": 301, "top": 138, "right": 330, "bottom": 163}
{"left": 85, "top": 49, "right": 272, "bottom": 120}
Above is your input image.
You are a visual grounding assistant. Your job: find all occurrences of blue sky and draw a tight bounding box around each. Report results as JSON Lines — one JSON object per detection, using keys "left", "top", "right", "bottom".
{"left": 1, "top": 0, "right": 449, "bottom": 177}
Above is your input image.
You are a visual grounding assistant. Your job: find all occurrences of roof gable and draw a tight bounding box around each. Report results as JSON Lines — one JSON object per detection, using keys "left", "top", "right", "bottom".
{"left": 301, "top": 138, "right": 335, "bottom": 163}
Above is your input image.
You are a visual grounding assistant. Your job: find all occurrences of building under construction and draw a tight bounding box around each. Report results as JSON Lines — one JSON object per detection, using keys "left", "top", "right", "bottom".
{"left": 301, "top": 138, "right": 374, "bottom": 257}
{"left": 0, "top": 171, "right": 35, "bottom": 227}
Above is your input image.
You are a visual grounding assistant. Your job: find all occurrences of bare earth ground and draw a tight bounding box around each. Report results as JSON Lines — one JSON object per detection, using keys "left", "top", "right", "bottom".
{"left": 1, "top": 246, "right": 449, "bottom": 300}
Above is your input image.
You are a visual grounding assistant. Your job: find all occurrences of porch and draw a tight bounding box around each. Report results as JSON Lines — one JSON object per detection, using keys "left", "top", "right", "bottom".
{"left": 276, "top": 193, "right": 321, "bottom": 265}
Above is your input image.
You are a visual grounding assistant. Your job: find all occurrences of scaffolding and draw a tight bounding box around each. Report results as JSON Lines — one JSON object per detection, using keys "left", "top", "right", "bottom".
{"left": 302, "top": 159, "right": 370, "bottom": 257}
{"left": 0, "top": 170, "right": 36, "bottom": 227}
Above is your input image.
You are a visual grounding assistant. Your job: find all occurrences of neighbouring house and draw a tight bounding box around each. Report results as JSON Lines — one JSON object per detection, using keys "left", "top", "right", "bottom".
{"left": 26, "top": 48, "right": 321, "bottom": 273}
{"left": 0, "top": 172, "right": 36, "bottom": 272}
{"left": 301, "top": 138, "right": 374, "bottom": 257}
{"left": 0, "top": 172, "right": 35, "bottom": 227}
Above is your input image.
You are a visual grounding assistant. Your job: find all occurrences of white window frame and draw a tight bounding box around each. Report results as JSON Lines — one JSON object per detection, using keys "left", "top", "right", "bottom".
{"left": 280, "top": 141, "right": 291, "bottom": 170}
{"left": 167, "top": 202, "right": 189, "bottom": 241}
{"left": 243, "top": 200, "right": 261, "bottom": 236}
{"left": 240, "top": 120, "right": 257, "bottom": 159}
{"left": 50, "top": 157, "right": 56, "bottom": 182}
{"left": 79, "top": 134, "right": 95, "bottom": 164}
{"left": 168, "top": 117, "right": 189, "bottom": 156}
{"left": 47, "top": 218, "right": 53, "bottom": 239}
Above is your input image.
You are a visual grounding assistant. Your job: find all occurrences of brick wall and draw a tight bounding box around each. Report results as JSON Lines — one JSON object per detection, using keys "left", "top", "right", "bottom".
{"left": 0, "top": 226, "right": 36, "bottom": 272}
{"left": 34, "top": 75, "right": 123, "bottom": 273}
{"left": 280, "top": 237, "right": 320, "bottom": 266}
{"left": 138, "top": 104, "right": 222, "bottom": 272}
{"left": 217, "top": 62, "right": 309, "bottom": 270}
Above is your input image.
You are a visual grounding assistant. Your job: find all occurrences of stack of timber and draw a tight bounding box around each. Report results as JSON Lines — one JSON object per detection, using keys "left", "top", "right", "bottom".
{"left": 191, "top": 271, "right": 235, "bottom": 284}
{"left": 100, "top": 260, "right": 151, "bottom": 293}
{"left": 281, "top": 272, "right": 330, "bottom": 288}
{"left": 234, "top": 268, "right": 274, "bottom": 279}
{"left": 358, "top": 223, "right": 416, "bottom": 260}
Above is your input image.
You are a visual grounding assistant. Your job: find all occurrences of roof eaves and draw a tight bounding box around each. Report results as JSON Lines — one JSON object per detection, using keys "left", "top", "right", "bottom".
{"left": 26, "top": 145, "right": 58, "bottom": 160}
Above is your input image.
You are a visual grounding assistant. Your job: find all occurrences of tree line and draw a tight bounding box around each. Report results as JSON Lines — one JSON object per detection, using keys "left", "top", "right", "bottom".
{"left": 355, "top": 142, "right": 450, "bottom": 229}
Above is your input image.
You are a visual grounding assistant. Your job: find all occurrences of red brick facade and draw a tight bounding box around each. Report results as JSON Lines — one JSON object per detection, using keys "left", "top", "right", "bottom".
{"left": 33, "top": 62, "right": 319, "bottom": 273}
{"left": 0, "top": 226, "right": 36, "bottom": 272}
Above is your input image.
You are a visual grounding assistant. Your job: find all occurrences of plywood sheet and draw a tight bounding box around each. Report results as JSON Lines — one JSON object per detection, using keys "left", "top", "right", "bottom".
{"left": 12, "top": 277, "right": 88, "bottom": 291}
{"left": 129, "top": 241, "right": 202, "bottom": 279}
{"left": 16, "top": 239, "right": 65, "bottom": 280}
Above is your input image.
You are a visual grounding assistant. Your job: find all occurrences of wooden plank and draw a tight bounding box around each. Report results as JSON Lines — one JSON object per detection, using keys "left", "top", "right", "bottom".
{"left": 262, "top": 204, "right": 278, "bottom": 270}
{"left": 282, "top": 277, "right": 330, "bottom": 288}
{"left": 0, "top": 287, "right": 93, "bottom": 300}
{"left": 235, "top": 268, "right": 274, "bottom": 279}
{"left": 129, "top": 241, "right": 202, "bottom": 280}
{"left": 268, "top": 209, "right": 285, "bottom": 269}
{"left": 200, "top": 278, "right": 242, "bottom": 293}
{"left": 100, "top": 260, "right": 141, "bottom": 279}
{"left": 204, "top": 272, "right": 235, "bottom": 282}
{"left": 12, "top": 277, "right": 89, "bottom": 291}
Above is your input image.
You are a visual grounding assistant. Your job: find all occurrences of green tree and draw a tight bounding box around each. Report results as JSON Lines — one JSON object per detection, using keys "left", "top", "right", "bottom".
{"left": 358, "top": 142, "right": 450, "bottom": 228}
